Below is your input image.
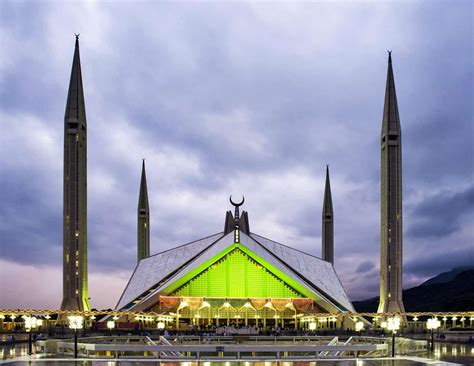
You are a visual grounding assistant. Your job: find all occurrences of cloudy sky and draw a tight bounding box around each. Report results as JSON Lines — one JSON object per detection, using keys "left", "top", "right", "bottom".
{"left": 0, "top": 1, "right": 472, "bottom": 310}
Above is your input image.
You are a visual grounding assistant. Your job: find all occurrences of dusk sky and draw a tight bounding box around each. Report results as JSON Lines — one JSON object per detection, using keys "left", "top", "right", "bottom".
{"left": 0, "top": 1, "right": 472, "bottom": 310}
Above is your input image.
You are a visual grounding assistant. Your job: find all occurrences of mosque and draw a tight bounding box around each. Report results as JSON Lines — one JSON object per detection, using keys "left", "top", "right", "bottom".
{"left": 60, "top": 36, "right": 405, "bottom": 330}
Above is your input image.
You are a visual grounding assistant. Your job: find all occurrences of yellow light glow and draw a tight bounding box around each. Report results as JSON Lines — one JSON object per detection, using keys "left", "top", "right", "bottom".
{"left": 355, "top": 321, "right": 364, "bottom": 332}
{"left": 308, "top": 322, "right": 317, "bottom": 330}
{"left": 427, "top": 318, "right": 441, "bottom": 330}
{"left": 199, "top": 301, "right": 211, "bottom": 309}
{"left": 24, "top": 316, "right": 38, "bottom": 330}
{"left": 387, "top": 316, "right": 401, "bottom": 332}
{"left": 178, "top": 301, "right": 189, "bottom": 310}
{"left": 68, "top": 315, "right": 84, "bottom": 330}
{"left": 107, "top": 321, "right": 115, "bottom": 329}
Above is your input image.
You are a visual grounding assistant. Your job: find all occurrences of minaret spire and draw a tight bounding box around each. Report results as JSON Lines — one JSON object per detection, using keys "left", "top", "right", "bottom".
{"left": 138, "top": 159, "right": 150, "bottom": 262}
{"left": 61, "top": 35, "right": 90, "bottom": 312}
{"left": 378, "top": 52, "right": 406, "bottom": 317}
{"left": 64, "top": 35, "right": 86, "bottom": 123}
{"left": 322, "top": 165, "right": 334, "bottom": 264}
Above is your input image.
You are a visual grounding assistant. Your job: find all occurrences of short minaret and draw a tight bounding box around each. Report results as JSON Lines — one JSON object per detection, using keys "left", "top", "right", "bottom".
{"left": 378, "top": 52, "right": 406, "bottom": 316}
{"left": 137, "top": 160, "right": 150, "bottom": 262}
{"left": 61, "top": 35, "right": 90, "bottom": 312}
{"left": 322, "top": 165, "right": 334, "bottom": 265}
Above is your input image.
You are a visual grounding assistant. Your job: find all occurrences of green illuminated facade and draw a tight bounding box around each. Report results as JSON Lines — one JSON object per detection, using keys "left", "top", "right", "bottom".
{"left": 115, "top": 205, "right": 355, "bottom": 329}
{"left": 169, "top": 247, "right": 304, "bottom": 298}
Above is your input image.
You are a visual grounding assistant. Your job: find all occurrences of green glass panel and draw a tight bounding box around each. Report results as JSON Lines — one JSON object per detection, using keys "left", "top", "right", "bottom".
{"left": 170, "top": 248, "right": 304, "bottom": 298}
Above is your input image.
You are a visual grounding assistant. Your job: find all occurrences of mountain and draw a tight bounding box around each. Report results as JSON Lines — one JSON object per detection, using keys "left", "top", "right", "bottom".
{"left": 421, "top": 266, "right": 474, "bottom": 286}
{"left": 353, "top": 269, "right": 474, "bottom": 313}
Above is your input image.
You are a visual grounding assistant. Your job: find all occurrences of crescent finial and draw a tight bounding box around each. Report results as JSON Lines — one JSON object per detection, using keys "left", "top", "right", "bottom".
{"left": 229, "top": 195, "right": 245, "bottom": 207}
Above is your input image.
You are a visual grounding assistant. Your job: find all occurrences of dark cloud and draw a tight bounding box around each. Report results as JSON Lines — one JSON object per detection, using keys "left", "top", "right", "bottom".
{"left": 407, "top": 185, "right": 474, "bottom": 238}
{"left": 404, "top": 246, "right": 474, "bottom": 278}
{"left": 0, "top": 1, "right": 472, "bottom": 307}
{"left": 356, "top": 261, "right": 376, "bottom": 273}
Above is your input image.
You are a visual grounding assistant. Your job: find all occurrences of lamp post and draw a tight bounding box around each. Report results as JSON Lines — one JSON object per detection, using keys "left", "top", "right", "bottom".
{"left": 89, "top": 315, "right": 96, "bottom": 333}
{"left": 24, "top": 316, "right": 38, "bottom": 355}
{"left": 427, "top": 317, "right": 441, "bottom": 352}
{"left": 107, "top": 320, "right": 115, "bottom": 337}
{"left": 355, "top": 321, "right": 364, "bottom": 333}
{"left": 44, "top": 315, "right": 51, "bottom": 335}
{"left": 68, "top": 315, "right": 84, "bottom": 358}
{"left": 412, "top": 316, "right": 418, "bottom": 331}
{"left": 387, "top": 316, "right": 401, "bottom": 358}
{"left": 10, "top": 314, "right": 16, "bottom": 332}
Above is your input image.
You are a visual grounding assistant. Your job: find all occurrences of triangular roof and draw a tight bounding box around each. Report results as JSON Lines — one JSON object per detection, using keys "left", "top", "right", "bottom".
{"left": 116, "top": 231, "right": 354, "bottom": 312}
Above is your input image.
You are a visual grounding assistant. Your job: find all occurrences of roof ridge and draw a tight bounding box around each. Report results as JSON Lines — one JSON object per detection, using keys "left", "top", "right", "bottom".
{"left": 250, "top": 232, "right": 327, "bottom": 263}
{"left": 116, "top": 232, "right": 224, "bottom": 309}
{"left": 141, "top": 232, "right": 224, "bottom": 260}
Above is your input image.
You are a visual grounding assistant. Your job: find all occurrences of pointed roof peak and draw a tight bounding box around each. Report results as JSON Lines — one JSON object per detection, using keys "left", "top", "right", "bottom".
{"left": 381, "top": 50, "right": 401, "bottom": 133}
{"left": 65, "top": 35, "right": 86, "bottom": 123}
{"left": 325, "top": 164, "right": 331, "bottom": 182}
{"left": 323, "top": 165, "right": 333, "bottom": 215}
{"left": 141, "top": 159, "right": 147, "bottom": 176}
{"left": 138, "top": 160, "right": 149, "bottom": 210}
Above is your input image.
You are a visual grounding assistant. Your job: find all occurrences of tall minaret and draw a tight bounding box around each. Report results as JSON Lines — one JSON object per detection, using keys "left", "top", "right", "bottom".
{"left": 378, "top": 52, "right": 406, "bottom": 316}
{"left": 137, "top": 160, "right": 150, "bottom": 262}
{"left": 322, "top": 165, "right": 334, "bottom": 264}
{"left": 61, "top": 35, "right": 90, "bottom": 312}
